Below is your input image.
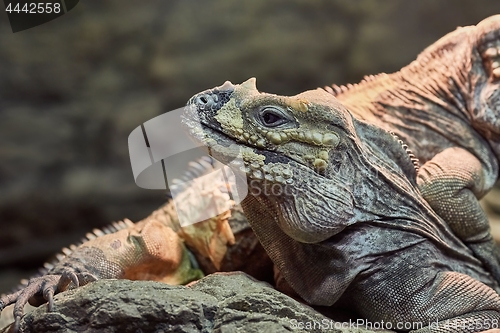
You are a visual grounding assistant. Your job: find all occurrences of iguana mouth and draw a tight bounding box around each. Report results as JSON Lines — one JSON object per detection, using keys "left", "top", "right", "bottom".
{"left": 182, "top": 109, "right": 329, "bottom": 178}
{"left": 183, "top": 116, "right": 294, "bottom": 163}
{"left": 182, "top": 115, "right": 236, "bottom": 149}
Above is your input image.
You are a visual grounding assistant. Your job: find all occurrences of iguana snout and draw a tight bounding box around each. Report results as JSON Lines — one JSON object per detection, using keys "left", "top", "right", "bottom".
{"left": 187, "top": 80, "right": 236, "bottom": 131}
{"left": 184, "top": 77, "right": 344, "bottom": 166}
{"left": 471, "top": 15, "right": 500, "bottom": 141}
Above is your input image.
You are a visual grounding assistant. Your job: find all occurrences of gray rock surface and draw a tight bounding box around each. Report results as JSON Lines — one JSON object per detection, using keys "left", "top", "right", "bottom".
{"left": 0, "top": 273, "right": 388, "bottom": 333}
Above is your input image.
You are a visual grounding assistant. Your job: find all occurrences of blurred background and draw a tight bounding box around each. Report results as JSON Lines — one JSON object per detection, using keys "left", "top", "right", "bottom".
{"left": 0, "top": 0, "right": 500, "bottom": 294}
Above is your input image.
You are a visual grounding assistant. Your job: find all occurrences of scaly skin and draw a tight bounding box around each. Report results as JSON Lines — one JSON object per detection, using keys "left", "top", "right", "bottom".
{"left": 329, "top": 15, "right": 500, "bottom": 280}
{"left": 183, "top": 78, "right": 500, "bottom": 332}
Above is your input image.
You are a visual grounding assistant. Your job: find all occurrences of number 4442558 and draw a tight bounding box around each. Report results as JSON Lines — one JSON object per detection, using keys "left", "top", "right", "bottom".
{"left": 5, "top": 2, "right": 61, "bottom": 14}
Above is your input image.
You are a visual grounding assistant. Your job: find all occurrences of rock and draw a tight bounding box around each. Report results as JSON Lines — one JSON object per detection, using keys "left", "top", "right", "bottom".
{"left": 0, "top": 272, "right": 386, "bottom": 333}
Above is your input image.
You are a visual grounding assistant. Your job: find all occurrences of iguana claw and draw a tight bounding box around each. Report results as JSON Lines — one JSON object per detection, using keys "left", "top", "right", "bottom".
{"left": 0, "top": 270, "right": 98, "bottom": 332}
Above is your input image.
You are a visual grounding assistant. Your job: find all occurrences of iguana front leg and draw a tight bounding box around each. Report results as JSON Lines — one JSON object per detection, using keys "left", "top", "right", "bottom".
{"left": 417, "top": 147, "right": 500, "bottom": 281}
{"left": 347, "top": 230, "right": 500, "bottom": 333}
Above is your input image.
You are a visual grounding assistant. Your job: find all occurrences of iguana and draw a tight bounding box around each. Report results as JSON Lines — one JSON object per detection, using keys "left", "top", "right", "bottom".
{"left": 2, "top": 14, "right": 500, "bottom": 333}
{"left": 0, "top": 157, "right": 272, "bottom": 332}
{"left": 181, "top": 77, "right": 500, "bottom": 332}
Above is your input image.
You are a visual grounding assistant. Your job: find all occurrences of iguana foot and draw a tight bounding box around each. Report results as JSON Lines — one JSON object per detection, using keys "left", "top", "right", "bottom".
{"left": 0, "top": 270, "right": 97, "bottom": 332}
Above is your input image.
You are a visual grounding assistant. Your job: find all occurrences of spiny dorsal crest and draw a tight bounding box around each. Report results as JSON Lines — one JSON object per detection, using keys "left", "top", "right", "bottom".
{"left": 9, "top": 219, "right": 134, "bottom": 294}
{"left": 323, "top": 73, "right": 390, "bottom": 97}
{"left": 388, "top": 131, "right": 420, "bottom": 173}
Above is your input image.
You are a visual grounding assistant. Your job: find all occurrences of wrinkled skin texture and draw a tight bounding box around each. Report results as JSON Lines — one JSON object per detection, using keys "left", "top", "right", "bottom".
{"left": 331, "top": 15, "right": 500, "bottom": 282}
{"left": 183, "top": 75, "right": 500, "bottom": 332}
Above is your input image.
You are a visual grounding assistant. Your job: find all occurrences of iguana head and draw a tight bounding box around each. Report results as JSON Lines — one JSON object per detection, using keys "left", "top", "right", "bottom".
{"left": 472, "top": 15, "right": 500, "bottom": 141}
{"left": 182, "top": 79, "right": 422, "bottom": 244}
{"left": 400, "top": 15, "right": 500, "bottom": 143}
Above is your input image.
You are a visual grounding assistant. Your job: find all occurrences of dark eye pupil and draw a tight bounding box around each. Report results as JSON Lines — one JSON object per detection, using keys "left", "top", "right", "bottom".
{"left": 263, "top": 112, "right": 281, "bottom": 125}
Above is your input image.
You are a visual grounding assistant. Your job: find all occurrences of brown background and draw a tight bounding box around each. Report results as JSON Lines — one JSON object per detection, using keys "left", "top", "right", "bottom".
{"left": 1, "top": 0, "right": 500, "bottom": 293}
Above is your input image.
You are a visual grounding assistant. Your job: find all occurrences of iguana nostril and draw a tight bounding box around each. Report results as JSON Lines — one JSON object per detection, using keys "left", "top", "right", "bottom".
{"left": 198, "top": 95, "right": 208, "bottom": 104}
{"left": 196, "top": 94, "right": 216, "bottom": 109}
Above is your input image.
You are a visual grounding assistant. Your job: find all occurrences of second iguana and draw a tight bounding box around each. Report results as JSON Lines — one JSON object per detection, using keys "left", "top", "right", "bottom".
{"left": 329, "top": 14, "right": 500, "bottom": 280}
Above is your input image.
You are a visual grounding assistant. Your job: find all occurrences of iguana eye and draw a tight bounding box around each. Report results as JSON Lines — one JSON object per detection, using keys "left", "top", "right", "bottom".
{"left": 259, "top": 107, "right": 288, "bottom": 127}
